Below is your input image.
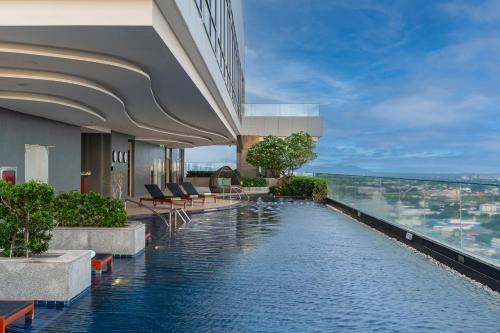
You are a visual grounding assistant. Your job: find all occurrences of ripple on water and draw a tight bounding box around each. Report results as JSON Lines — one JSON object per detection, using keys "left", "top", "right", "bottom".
{"left": 9, "top": 201, "right": 500, "bottom": 333}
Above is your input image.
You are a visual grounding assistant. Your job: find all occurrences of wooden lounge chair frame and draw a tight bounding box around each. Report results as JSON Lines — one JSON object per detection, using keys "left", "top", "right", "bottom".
{"left": 140, "top": 184, "right": 188, "bottom": 209}
{"left": 181, "top": 182, "right": 217, "bottom": 203}
{"left": 166, "top": 183, "right": 205, "bottom": 206}
{"left": 0, "top": 301, "right": 34, "bottom": 333}
{"left": 91, "top": 253, "right": 113, "bottom": 275}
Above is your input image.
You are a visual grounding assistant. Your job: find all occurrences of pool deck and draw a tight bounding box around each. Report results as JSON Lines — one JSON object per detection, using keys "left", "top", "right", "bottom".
{"left": 126, "top": 195, "right": 243, "bottom": 218}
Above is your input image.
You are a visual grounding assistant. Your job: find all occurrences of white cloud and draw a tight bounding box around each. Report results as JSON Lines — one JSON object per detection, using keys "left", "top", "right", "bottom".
{"left": 245, "top": 49, "right": 357, "bottom": 106}
{"left": 367, "top": 93, "right": 492, "bottom": 126}
{"left": 440, "top": 1, "right": 500, "bottom": 23}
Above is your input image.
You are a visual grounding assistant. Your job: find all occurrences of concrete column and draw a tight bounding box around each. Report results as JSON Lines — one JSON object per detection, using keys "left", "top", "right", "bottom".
{"left": 236, "top": 135, "right": 261, "bottom": 177}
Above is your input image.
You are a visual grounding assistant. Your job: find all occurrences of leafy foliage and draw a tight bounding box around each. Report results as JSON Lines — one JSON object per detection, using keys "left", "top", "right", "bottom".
{"left": 246, "top": 132, "right": 317, "bottom": 177}
{"left": 186, "top": 170, "right": 215, "bottom": 177}
{"left": 269, "top": 176, "right": 327, "bottom": 202}
{"left": 284, "top": 132, "right": 317, "bottom": 176}
{"left": 0, "top": 181, "right": 55, "bottom": 257}
{"left": 240, "top": 177, "right": 267, "bottom": 187}
{"left": 246, "top": 135, "right": 288, "bottom": 177}
{"left": 54, "top": 192, "right": 127, "bottom": 228}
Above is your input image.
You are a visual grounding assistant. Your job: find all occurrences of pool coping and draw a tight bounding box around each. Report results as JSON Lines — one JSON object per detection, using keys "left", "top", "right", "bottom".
{"left": 326, "top": 198, "right": 500, "bottom": 292}
{"left": 128, "top": 200, "right": 251, "bottom": 221}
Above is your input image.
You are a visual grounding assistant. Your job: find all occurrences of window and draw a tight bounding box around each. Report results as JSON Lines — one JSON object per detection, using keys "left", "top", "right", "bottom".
{"left": 195, "top": 0, "right": 244, "bottom": 114}
{"left": 194, "top": 0, "right": 202, "bottom": 16}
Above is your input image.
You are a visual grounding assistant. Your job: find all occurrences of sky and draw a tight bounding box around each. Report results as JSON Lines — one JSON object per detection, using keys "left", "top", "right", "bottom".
{"left": 187, "top": 0, "right": 500, "bottom": 175}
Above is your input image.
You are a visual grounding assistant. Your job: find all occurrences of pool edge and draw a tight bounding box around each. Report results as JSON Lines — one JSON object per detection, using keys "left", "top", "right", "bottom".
{"left": 326, "top": 198, "right": 500, "bottom": 292}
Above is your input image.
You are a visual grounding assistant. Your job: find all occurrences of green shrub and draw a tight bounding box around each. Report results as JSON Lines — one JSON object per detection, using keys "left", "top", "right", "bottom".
{"left": 269, "top": 185, "right": 285, "bottom": 196}
{"left": 311, "top": 178, "right": 328, "bottom": 202}
{"left": 54, "top": 192, "right": 127, "bottom": 228}
{"left": 269, "top": 176, "right": 327, "bottom": 202}
{"left": 0, "top": 181, "right": 55, "bottom": 257}
{"left": 240, "top": 177, "right": 267, "bottom": 187}
{"left": 186, "top": 170, "right": 214, "bottom": 177}
{"left": 53, "top": 191, "right": 82, "bottom": 227}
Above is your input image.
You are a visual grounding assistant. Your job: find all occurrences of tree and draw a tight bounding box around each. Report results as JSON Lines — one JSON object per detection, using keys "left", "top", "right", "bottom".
{"left": 284, "top": 132, "right": 317, "bottom": 176}
{"left": 0, "top": 181, "right": 55, "bottom": 257}
{"left": 246, "top": 135, "right": 287, "bottom": 178}
{"left": 246, "top": 132, "right": 317, "bottom": 177}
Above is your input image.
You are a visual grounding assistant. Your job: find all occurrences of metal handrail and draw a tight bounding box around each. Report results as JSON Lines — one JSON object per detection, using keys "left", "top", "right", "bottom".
{"left": 173, "top": 208, "right": 191, "bottom": 225}
{"left": 230, "top": 186, "right": 249, "bottom": 201}
{"left": 126, "top": 198, "right": 170, "bottom": 228}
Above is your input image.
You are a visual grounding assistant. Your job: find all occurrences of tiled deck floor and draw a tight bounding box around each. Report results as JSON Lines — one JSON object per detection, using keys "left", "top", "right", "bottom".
{"left": 126, "top": 195, "right": 242, "bottom": 218}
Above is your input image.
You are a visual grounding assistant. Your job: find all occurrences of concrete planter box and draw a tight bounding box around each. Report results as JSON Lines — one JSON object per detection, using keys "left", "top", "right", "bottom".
{"left": 265, "top": 178, "right": 278, "bottom": 187}
{"left": 0, "top": 250, "right": 91, "bottom": 303}
{"left": 184, "top": 177, "right": 210, "bottom": 187}
{"left": 243, "top": 187, "right": 269, "bottom": 193}
{"left": 50, "top": 222, "right": 145, "bottom": 256}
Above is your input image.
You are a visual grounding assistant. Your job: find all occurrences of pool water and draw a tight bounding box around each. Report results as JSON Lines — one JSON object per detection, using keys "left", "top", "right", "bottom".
{"left": 8, "top": 201, "right": 500, "bottom": 332}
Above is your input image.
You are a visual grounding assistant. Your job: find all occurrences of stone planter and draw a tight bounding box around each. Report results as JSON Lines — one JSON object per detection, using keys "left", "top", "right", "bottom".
{"left": 184, "top": 177, "right": 210, "bottom": 187}
{"left": 265, "top": 178, "right": 278, "bottom": 187}
{"left": 50, "top": 222, "right": 145, "bottom": 256}
{"left": 0, "top": 250, "right": 91, "bottom": 304}
{"left": 243, "top": 187, "right": 269, "bottom": 193}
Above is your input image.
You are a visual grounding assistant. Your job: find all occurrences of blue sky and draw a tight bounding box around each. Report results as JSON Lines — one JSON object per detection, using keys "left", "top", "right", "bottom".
{"left": 187, "top": 0, "right": 500, "bottom": 174}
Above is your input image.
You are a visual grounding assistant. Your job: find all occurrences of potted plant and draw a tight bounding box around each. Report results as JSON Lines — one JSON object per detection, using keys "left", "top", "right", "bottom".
{"left": 0, "top": 181, "right": 91, "bottom": 303}
{"left": 50, "top": 191, "right": 145, "bottom": 256}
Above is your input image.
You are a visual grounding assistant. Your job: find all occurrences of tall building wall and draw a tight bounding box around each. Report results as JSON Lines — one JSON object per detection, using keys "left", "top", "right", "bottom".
{"left": 0, "top": 107, "right": 81, "bottom": 192}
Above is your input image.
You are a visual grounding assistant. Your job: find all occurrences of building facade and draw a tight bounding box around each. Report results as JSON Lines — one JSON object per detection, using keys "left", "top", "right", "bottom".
{"left": 0, "top": 0, "right": 320, "bottom": 196}
{"left": 0, "top": 0, "right": 245, "bottom": 196}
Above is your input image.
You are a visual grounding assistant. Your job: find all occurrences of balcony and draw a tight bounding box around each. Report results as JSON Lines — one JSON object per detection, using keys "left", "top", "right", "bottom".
{"left": 244, "top": 103, "right": 320, "bottom": 117}
{"left": 240, "top": 104, "right": 323, "bottom": 138}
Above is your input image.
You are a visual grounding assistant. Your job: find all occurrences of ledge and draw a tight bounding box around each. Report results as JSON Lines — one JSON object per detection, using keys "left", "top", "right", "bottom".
{"left": 326, "top": 198, "right": 500, "bottom": 292}
{"left": 0, "top": 250, "right": 91, "bottom": 303}
{"left": 50, "top": 222, "right": 145, "bottom": 256}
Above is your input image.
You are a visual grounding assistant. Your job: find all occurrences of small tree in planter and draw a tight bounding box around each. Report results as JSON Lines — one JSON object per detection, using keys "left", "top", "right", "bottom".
{"left": 246, "top": 135, "right": 288, "bottom": 178}
{"left": 0, "top": 181, "right": 55, "bottom": 257}
{"left": 246, "top": 132, "right": 317, "bottom": 178}
{"left": 284, "top": 132, "right": 317, "bottom": 176}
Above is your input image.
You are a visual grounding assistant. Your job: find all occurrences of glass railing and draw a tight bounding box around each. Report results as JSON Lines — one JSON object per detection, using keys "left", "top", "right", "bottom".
{"left": 244, "top": 104, "right": 320, "bottom": 117}
{"left": 316, "top": 173, "right": 500, "bottom": 267}
{"left": 184, "top": 162, "right": 236, "bottom": 176}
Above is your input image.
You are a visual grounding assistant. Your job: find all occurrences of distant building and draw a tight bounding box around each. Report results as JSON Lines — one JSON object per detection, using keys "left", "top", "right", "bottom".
{"left": 480, "top": 204, "right": 499, "bottom": 214}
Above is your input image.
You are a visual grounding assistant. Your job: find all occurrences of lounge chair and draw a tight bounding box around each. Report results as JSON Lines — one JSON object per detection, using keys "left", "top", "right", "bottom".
{"left": 182, "top": 182, "right": 217, "bottom": 203}
{"left": 140, "top": 184, "right": 187, "bottom": 209}
{"left": 0, "top": 301, "right": 34, "bottom": 333}
{"left": 166, "top": 183, "right": 205, "bottom": 206}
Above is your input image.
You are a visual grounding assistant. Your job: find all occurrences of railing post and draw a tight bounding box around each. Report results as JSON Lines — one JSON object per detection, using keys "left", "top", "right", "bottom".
{"left": 459, "top": 184, "right": 463, "bottom": 249}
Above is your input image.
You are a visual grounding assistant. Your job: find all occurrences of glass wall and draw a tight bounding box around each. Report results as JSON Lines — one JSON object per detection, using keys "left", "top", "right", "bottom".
{"left": 194, "top": 0, "right": 245, "bottom": 120}
{"left": 184, "top": 161, "right": 236, "bottom": 175}
{"left": 168, "top": 148, "right": 184, "bottom": 184}
{"left": 244, "top": 104, "right": 320, "bottom": 117}
{"left": 317, "top": 173, "right": 500, "bottom": 267}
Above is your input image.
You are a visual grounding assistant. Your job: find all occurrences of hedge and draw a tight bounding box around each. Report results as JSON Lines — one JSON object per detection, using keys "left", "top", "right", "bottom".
{"left": 186, "top": 170, "right": 214, "bottom": 178}
{"left": 240, "top": 177, "right": 267, "bottom": 187}
{"left": 269, "top": 176, "right": 327, "bottom": 202}
{"left": 54, "top": 191, "right": 127, "bottom": 228}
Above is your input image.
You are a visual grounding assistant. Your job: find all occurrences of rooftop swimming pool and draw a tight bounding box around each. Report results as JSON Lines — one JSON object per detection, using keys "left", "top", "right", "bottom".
{"left": 8, "top": 200, "right": 500, "bottom": 332}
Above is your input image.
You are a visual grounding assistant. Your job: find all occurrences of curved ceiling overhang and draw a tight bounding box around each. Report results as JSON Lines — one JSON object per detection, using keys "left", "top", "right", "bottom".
{"left": 0, "top": 68, "right": 205, "bottom": 145}
{"left": 135, "top": 138, "right": 195, "bottom": 147}
{"left": 0, "top": 91, "right": 105, "bottom": 125}
{"left": 0, "top": 38, "right": 234, "bottom": 147}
